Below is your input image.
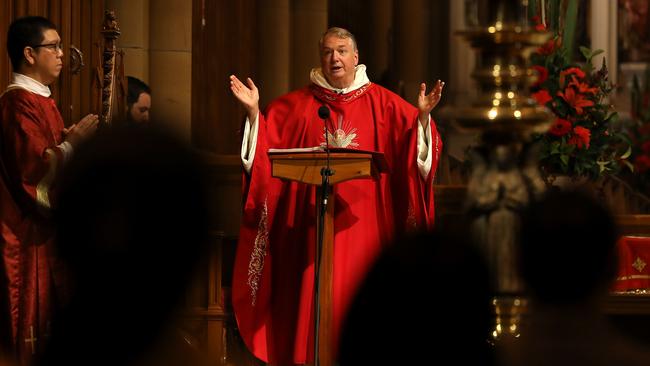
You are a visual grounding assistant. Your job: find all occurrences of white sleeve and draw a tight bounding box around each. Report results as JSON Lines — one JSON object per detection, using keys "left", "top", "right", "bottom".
{"left": 417, "top": 115, "right": 433, "bottom": 179}
{"left": 241, "top": 112, "right": 259, "bottom": 174}
{"left": 56, "top": 141, "right": 74, "bottom": 163}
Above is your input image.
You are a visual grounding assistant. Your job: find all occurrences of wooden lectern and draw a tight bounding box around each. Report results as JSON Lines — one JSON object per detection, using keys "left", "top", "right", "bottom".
{"left": 269, "top": 149, "right": 388, "bottom": 366}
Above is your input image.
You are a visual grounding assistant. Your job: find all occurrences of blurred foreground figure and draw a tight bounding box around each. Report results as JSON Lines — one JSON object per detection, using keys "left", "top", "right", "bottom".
{"left": 35, "top": 125, "right": 210, "bottom": 366}
{"left": 503, "top": 190, "right": 650, "bottom": 366}
{"left": 339, "top": 230, "right": 496, "bottom": 365}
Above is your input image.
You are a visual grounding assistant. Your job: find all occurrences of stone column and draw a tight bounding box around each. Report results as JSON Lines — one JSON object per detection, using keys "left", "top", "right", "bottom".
{"left": 149, "top": 0, "right": 192, "bottom": 141}
{"left": 290, "top": 0, "right": 327, "bottom": 89}
{"left": 393, "top": 0, "right": 429, "bottom": 104}
{"left": 105, "top": 0, "right": 150, "bottom": 83}
{"left": 257, "top": 0, "right": 291, "bottom": 107}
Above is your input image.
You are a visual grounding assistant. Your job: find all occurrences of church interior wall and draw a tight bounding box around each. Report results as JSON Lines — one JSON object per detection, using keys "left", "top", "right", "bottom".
{"left": 106, "top": 0, "right": 192, "bottom": 142}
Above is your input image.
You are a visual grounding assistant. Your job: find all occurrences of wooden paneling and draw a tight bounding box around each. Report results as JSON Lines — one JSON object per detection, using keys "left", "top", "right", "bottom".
{"left": 191, "top": 0, "right": 256, "bottom": 154}
{"left": 0, "top": 0, "right": 104, "bottom": 125}
{"left": 190, "top": 1, "right": 258, "bottom": 360}
{"left": 0, "top": 1, "right": 11, "bottom": 90}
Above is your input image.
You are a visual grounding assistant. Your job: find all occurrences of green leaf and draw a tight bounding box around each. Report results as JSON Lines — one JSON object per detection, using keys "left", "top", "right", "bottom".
{"left": 591, "top": 49, "right": 604, "bottom": 58}
{"left": 596, "top": 160, "right": 608, "bottom": 173}
{"left": 548, "top": 0, "right": 560, "bottom": 33}
{"left": 579, "top": 46, "right": 591, "bottom": 60}
{"left": 562, "top": 0, "right": 579, "bottom": 61}
{"left": 560, "top": 154, "right": 569, "bottom": 166}
{"left": 620, "top": 146, "right": 632, "bottom": 160}
{"left": 550, "top": 141, "right": 560, "bottom": 154}
{"left": 528, "top": 0, "right": 537, "bottom": 20}
{"left": 604, "top": 112, "right": 619, "bottom": 124}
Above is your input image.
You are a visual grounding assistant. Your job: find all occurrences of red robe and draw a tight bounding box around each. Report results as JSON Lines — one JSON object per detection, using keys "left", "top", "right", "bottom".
{"left": 0, "top": 88, "right": 66, "bottom": 364}
{"left": 233, "top": 82, "right": 441, "bottom": 364}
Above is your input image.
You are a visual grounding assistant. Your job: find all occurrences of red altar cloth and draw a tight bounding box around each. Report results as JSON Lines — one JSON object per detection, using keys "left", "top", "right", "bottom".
{"left": 613, "top": 236, "right": 650, "bottom": 292}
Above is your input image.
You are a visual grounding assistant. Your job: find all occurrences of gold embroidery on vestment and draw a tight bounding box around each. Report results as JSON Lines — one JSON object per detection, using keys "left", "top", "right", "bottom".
{"left": 407, "top": 203, "right": 417, "bottom": 232}
{"left": 247, "top": 199, "right": 269, "bottom": 305}
{"left": 36, "top": 148, "right": 58, "bottom": 212}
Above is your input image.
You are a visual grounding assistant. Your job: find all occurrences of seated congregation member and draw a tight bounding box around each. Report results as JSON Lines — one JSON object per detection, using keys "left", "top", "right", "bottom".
{"left": 0, "top": 16, "right": 97, "bottom": 364}
{"left": 339, "top": 230, "right": 495, "bottom": 365}
{"left": 36, "top": 125, "right": 210, "bottom": 366}
{"left": 126, "top": 76, "right": 151, "bottom": 124}
{"left": 504, "top": 190, "right": 650, "bottom": 366}
{"left": 229, "top": 26, "right": 445, "bottom": 364}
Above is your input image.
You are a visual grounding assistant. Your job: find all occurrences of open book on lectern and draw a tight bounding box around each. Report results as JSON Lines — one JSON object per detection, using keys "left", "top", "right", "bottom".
{"left": 267, "top": 146, "right": 390, "bottom": 174}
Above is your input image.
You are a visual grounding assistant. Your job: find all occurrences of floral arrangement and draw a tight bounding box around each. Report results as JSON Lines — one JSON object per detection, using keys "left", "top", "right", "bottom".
{"left": 528, "top": 16, "right": 630, "bottom": 180}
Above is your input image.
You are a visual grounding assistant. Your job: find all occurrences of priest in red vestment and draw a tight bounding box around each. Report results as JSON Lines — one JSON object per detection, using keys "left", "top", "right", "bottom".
{"left": 229, "top": 27, "right": 444, "bottom": 365}
{"left": 0, "top": 16, "right": 98, "bottom": 365}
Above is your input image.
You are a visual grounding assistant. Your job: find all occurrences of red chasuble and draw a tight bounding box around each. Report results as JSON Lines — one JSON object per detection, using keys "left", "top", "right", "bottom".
{"left": 232, "top": 82, "right": 441, "bottom": 364}
{"left": 0, "top": 88, "right": 66, "bottom": 364}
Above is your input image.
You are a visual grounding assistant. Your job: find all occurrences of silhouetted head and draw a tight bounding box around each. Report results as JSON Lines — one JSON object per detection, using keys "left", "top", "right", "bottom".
{"left": 339, "top": 230, "right": 494, "bottom": 365}
{"left": 519, "top": 189, "right": 619, "bottom": 305}
{"left": 41, "top": 125, "right": 209, "bottom": 366}
{"left": 126, "top": 76, "right": 151, "bottom": 124}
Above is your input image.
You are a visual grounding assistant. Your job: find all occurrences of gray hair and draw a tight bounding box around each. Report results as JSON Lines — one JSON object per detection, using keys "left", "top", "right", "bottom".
{"left": 318, "top": 27, "right": 358, "bottom": 52}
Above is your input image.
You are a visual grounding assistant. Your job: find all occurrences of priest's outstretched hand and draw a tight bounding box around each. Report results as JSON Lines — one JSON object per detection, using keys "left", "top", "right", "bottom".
{"left": 417, "top": 79, "right": 445, "bottom": 128}
{"left": 230, "top": 75, "right": 260, "bottom": 122}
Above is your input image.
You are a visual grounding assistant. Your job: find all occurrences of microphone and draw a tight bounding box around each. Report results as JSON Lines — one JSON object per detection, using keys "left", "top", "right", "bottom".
{"left": 318, "top": 105, "right": 330, "bottom": 120}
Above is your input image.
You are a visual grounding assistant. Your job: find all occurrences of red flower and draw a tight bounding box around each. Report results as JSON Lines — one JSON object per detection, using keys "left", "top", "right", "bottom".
{"left": 559, "top": 67, "right": 586, "bottom": 87}
{"left": 561, "top": 67, "right": 586, "bottom": 79}
{"left": 557, "top": 87, "right": 594, "bottom": 115}
{"left": 568, "top": 126, "right": 591, "bottom": 149}
{"left": 532, "top": 65, "right": 548, "bottom": 87}
{"left": 535, "top": 23, "right": 546, "bottom": 31}
{"left": 568, "top": 76, "right": 599, "bottom": 95}
{"left": 537, "top": 38, "right": 559, "bottom": 55}
{"left": 532, "top": 89, "right": 553, "bottom": 105}
{"left": 548, "top": 118, "right": 572, "bottom": 136}
{"left": 635, "top": 155, "right": 650, "bottom": 173}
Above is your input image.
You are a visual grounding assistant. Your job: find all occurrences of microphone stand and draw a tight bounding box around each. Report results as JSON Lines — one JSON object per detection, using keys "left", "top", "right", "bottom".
{"left": 314, "top": 111, "right": 334, "bottom": 366}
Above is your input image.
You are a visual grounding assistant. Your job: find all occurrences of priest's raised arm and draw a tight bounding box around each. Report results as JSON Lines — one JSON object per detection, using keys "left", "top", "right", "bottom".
{"left": 228, "top": 26, "right": 443, "bottom": 365}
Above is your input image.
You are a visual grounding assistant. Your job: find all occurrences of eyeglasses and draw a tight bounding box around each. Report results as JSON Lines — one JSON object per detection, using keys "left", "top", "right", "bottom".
{"left": 31, "top": 43, "right": 64, "bottom": 52}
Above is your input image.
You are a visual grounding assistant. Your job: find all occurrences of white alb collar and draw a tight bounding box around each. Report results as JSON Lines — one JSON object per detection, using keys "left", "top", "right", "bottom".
{"left": 310, "top": 64, "right": 370, "bottom": 94}
{"left": 6, "top": 73, "right": 51, "bottom": 97}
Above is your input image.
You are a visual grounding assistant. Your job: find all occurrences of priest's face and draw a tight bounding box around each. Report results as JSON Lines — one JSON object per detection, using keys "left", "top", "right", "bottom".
{"left": 26, "top": 29, "right": 63, "bottom": 85}
{"left": 320, "top": 35, "right": 358, "bottom": 89}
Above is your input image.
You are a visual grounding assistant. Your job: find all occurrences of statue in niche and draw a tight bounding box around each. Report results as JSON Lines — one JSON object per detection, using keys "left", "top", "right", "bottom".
{"left": 466, "top": 143, "right": 546, "bottom": 294}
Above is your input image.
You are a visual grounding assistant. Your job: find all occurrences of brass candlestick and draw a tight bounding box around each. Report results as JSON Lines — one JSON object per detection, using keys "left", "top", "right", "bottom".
{"left": 453, "top": 0, "right": 553, "bottom": 342}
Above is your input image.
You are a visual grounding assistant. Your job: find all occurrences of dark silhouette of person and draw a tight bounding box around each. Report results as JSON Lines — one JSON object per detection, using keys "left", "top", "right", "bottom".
{"left": 126, "top": 76, "right": 151, "bottom": 124}
{"left": 339, "top": 230, "right": 496, "bottom": 365}
{"left": 503, "top": 189, "right": 650, "bottom": 366}
{"left": 34, "top": 125, "right": 210, "bottom": 366}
